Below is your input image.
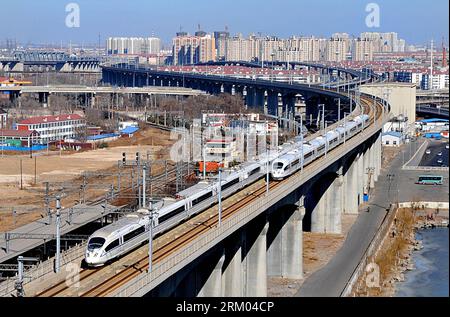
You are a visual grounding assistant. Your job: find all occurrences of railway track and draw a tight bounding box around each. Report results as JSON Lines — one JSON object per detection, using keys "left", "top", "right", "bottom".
{"left": 35, "top": 95, "right": 385, "bottom": 297}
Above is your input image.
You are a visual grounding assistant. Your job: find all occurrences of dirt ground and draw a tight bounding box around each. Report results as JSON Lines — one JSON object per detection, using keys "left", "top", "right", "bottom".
{"left": 268, "top": 213, "right": 358, "bottom": 296}
{"left": 0, "top": 127, "right": 174, "bottom": 232}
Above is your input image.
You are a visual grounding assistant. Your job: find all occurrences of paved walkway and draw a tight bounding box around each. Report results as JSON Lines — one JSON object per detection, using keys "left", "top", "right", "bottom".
{"left": 297, "top": 139, "right": 449, "bottom": 297}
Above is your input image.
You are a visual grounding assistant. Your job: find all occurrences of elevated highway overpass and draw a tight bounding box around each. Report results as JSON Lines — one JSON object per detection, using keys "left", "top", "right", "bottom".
{"left": 101, "top": 65, "right": 370, "bottom": 120}
{"left": 0, "top": 85, "right": 206, "bottom": 108}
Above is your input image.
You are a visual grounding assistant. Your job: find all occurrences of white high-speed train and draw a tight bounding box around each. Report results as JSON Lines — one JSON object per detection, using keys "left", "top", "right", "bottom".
{"left": 85, "top": 162, "right": 263, "bottom": 266}
{"left": 85, "top": 113, "right": 370, "bottom": 267}
{"left": 271, "top": 114, "right": 370, "bottom": 180}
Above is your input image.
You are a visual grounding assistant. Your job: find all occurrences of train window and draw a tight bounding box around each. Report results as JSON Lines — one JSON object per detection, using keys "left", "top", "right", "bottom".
{"left": 317, "top": 145, "right": 325, "bottom": 152}
{"left": 304, "top": 152, "right": 313, "bottom": 159}
{"left": 88, "top": 237, "right": 105, "bottom": 251}
{"left": 221, "top": 177, "right": 240, "bottom": 191}
{"left": 292, "top": 159, "right": 300, "bottom": 166}
{"left": 123, "top": 226, "right": 146, "bottom": 243}
{"left": 275, "top": 162, "right": 284, "bottom": 169}
{"left": 105, "top": 239, "right": 120, "bottom": 252}
{"left": 192, "top": 191, "right": 213, "bottom": 206}
{"left": 159, "top": 206, "right": 185, "bottom": 223}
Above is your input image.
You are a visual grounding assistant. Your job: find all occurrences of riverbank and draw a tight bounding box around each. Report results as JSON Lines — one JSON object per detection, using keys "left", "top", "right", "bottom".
{"left": 351, "top": 207, "right": 448, "bottom": 297}
{"left": 395, "top": 228, "right": 449, "bottom": 297}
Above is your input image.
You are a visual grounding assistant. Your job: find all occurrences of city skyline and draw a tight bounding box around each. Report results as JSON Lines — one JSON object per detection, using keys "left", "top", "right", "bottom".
{"left": 0, "top": 0, "right": 448, "bottom": 47}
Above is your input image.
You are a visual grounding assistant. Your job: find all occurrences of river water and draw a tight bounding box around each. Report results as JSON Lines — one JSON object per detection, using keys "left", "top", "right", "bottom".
{"left": 395, "top": 228, "right": 449, "bottom": 297}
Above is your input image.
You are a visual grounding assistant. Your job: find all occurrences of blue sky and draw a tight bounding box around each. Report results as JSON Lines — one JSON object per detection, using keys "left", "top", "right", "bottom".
{"left": 1, "top": 0, "right": 448, "bottom": 47}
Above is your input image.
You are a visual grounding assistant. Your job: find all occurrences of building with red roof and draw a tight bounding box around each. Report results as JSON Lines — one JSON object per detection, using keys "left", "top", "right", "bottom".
{"left": 16, "top": 114, "right": 85, "bottom": 144}
{"left": 0, "top": 129, "right": 40, "bottom": 147}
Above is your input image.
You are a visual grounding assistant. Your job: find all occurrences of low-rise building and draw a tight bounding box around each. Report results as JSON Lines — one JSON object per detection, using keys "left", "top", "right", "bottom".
{"left": 16, "top": 114, "right": 85, "bottom": 144}
{"left": 0, "top": 129, "right": 40, "bottom": 147}
{"left": 204, "top": 138, "right": 239, "bottom": 167}
{"left": 382, "top": 131, "right": 403, "bottom": 147}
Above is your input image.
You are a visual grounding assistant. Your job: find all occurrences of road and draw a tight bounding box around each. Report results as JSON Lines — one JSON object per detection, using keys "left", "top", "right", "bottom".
{"left": 419, "top": 140, "right": 449, "bottom": 167}
{"left": 297, "top": 139, "right": 449, "bottom": 297}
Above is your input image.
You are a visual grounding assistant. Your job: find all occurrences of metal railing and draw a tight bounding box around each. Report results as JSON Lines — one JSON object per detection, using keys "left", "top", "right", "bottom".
{"left": 340, "top": 204, "right": 398, "bottom": 297}
{"left": 0, "top": 242, "right": 86, "bottom": 297}
{"left": 402, "top": 166, "right": 449, "bottom": 171}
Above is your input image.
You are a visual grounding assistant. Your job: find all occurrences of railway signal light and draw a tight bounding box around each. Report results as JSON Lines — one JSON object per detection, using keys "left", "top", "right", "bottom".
{"left": 122, "top": 152, "right": 126, "bottom": 164}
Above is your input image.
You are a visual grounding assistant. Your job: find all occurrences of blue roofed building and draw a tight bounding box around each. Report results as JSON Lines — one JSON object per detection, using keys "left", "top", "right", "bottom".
{"left": 382, "top": 131, "right": 404, "bottom": 147}
{"left": 120, "top": 126, "right": 139, "bottom": 137}
{"left": 416, "top": 118, "right": 449, "bottom": 132}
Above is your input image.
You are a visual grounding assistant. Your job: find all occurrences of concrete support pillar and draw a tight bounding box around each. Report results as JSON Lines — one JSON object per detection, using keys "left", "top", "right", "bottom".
{"left": 311, "top": 191, "right": 326, "bottom": 233}
{"left": 243, "top": 222, "right": 268, "bottom": 297}
{"left": 222, "top": 233, "right": 243, "bottom": 297}
{"left": 356, "top": 152, "right": 364, "bottom": 206}
{"left": 369, "top": 141, "right": 376, "bottom": 188}
{"left": 282, "top": 202, "right": 304, "bottom": 279}
{"left": 345, "top": 158, "right": 359, "bottom": 214}
{"left": 363, "top": 147, "right": 370, "bottom": 194}
{"left": 198, "top": 251, "right": 225, "bottom": 297}
{"left": 376, "top": 134, "right": 382, "bottom": 179}
{"left": 268, "top": 200, "right": 305, "bottom": 279}
{"left": 329, "top": 172, "right": 343, "bottom": 233}
{"left": 90, "top": 94, "right": 96, "bottom": 108}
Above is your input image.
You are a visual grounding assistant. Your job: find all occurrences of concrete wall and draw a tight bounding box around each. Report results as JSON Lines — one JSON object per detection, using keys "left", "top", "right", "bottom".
{"left": 360, "top": 83, "right": 416, "bottom": 124}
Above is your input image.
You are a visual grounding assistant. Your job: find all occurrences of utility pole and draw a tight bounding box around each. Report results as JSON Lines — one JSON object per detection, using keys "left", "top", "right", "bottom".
{"left": 147, "top": 209, "right": 156, "bottom": 273}
{"left": 55, "top": 196, "right": 61, "bottom": 273}
{"left": 34, "top": 156, "right": 37, "bottom": 185}
{"left": 218, "top": 168, "right": 222, "bottom": 227}
{"left": 45, "top": 182, "right": 51, "bottom": 225}
{"left": 265, "top": 123, "right": 270, "bottom": 194}
{"left": 15, "top": 256, "right": 38, "bottom": 297}
{"left": 338, "top": 98, "right": 341, "bottom": 122}
{"left": 203, "top": 146, "right": 207, "bottom": 180}
{"left": 300, "top": 113, "right": 304, "bottom": 171}
{"left": 20, "top": 158, "right": 23, "bottom": 190}
{"left": 142, "top": 164, "right": 147, "bottom": 209}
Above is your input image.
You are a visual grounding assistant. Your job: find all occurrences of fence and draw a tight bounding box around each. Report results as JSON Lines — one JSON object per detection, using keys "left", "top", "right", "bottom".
{"left": 340, "top": 204, "right": 398, "bottom": 297}
{"left": 402, "top": 166, "right": 449, "bottom": 172}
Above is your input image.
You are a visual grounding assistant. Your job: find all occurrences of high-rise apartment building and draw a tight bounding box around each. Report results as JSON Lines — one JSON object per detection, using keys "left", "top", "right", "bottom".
{"left": 352, "top": 38, "right": 374, "bottom": 61}
{"left": 325, "top": 38, "right": 348, "bottom": 62}
{"left": 214, "top": 31, "right": 230, "bottom": 61}
{"left": 106, "top": 37, "right": 161, "bottom": 55}
{"left": 172, "top": 33, "right": 216, "bottom": 65}
{"left": 360, "top": 32, "right": 406, "bottom": 53}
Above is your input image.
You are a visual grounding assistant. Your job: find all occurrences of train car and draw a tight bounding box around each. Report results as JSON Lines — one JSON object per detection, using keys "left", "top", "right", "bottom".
{"left": 85, "top": 110, "right": 373, "bottom": 267}
{"left": 309, "top": 137, "right": 326, "bottom": 155}
{"left": 84, "top": 162, "right": 266, "bottom": 267}
{"left": 85, "top": 212, "right": 150, "bottom": 267}
{"left": 271, "top": 152, "right": 300, "bottom": 180}
{"left": 325, "top": 130, "right": 340, "bottom": 149}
